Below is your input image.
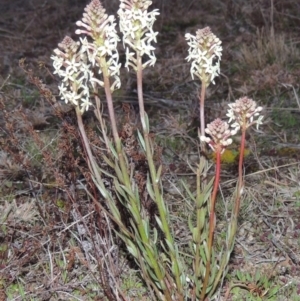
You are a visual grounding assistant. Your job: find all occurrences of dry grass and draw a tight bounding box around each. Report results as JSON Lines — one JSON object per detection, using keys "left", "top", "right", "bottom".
{"left": 0, "top": 0, "right": 300, "bottom": 300}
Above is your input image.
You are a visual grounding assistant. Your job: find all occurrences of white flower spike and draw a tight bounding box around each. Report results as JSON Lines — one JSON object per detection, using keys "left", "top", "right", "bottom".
{"left": 118, "top": 0, "right": 159, "bottom": 70}
{"left": 185, "top": 27, "right": 222, "bottom": 87}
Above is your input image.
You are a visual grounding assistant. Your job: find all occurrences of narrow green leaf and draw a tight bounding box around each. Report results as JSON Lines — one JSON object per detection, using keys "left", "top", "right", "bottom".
{"left": 156, "top": 165, "right": 162, "bottom": 183}
{"left": 171, "top": 261, "right": 180, "bottom": 278}
{"left": 246, "top": 273, "right": 252, "bottom": 282}
{"left": 144, "top": 112, "right": 150, "bottom": 133}
{"left": 127, "top": 203, "right": 140, "bottom": 223}
{"left": 153, "top": 228, "right": 158, "bottom": 244}
{"left": 164, "top": 237, "right": 175, "bottom": 254}
{"left": 98, "top": 165, "right": 115, "bottom": 179}
{"left": 114, "top": 179, "right": 126, "bottom": 198}
{"left": 203, "top": 240, "right": 209, "bottom": 260}
{"left": 142, "top": 219, "right": 150, "bottom": 239}
{"left": 102, "top": 155, "right": 115, "bottom": 169}
{"left": 118, "top": 184, "right": 136, "bottom": 200}
{"left": 133, "top": 185, "right": 141, "bottom": 207}
{"left": 154, "top": 215, "right": 163, "bottom": 231}
{"left": 107, "top": 201, "right": 121, "bottom": 220}
{"left": 146, "top": 175, "right": 155, "bottom": 201}
{"left": 126, "top": 240, "right": 138, "bottom": 258}
{"left": 197, "top": 208, "right": 206, "bottom": 230}
{"left": 108, "top": 140, "right": 118, "bottom": 159}
{"left": 199, "top": 245, "right": 207, "bottom": 264}
{"left": 146, "top": 265, "right": 161, "bottom": 283}
{"left": 93, "top": 177, "right": 108, "bottom": 198}
{"left": 188, "top": 215, "right": 194, "bottom": 233}
{"left": 192, "top": 227, "right": 200, "bottom": 243}
{"left": 268, "top": 286, "right": 280, "bottom": 297}
{"left": 114, "top": 161, "right": 124, "bottom": 183}
{"left": 173, "top": 244, "right": 182, "bottom": 271}
{"left": 137, "top": 130, "right": 146, "bottom": 151}
{"left": 181, "top": 180, "right": 195, "bottom": 202}
{"left": 255, "top": 270, "right": 260, "bottom": 282}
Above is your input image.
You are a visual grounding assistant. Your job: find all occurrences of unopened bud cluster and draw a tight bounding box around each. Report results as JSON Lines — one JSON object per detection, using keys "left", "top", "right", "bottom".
{"left": 227, "top": 97, "right": 263, "bottom": 130}
{"left": 201, "top": 97, "right": 264, "bottom": 152}
{"left": 185, "top": 27, "right": 222, "bottom": 86}
{"left": 201, "top": 118, "right": 237, "bottom": 153}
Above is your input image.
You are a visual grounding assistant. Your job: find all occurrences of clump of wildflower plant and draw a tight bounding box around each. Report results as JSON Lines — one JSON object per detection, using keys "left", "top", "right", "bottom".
{"left": 209, "top": 97, "right": 263, "bottom": 296}
{"left": 119, "top": 1, "right": 185, "bottom": 298}
{"left": 51, "top": 36, "right": 92, "bottom": 113}
{"left": 199, "top": 118, "right": 236, "bottom": 300}
{"left": 118, "top": 0, "right": 159, "bottom": 70}
{"left": 76, "top": 0, "right": 121, "bottom": 92}
{"left": 67, "top": 2, "right": 185, "bottom": 299}
{"left": 50, "top": 1, "right": 266, "bottom": 300}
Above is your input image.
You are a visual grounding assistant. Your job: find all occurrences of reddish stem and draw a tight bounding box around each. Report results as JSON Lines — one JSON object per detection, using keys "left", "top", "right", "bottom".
{"left": 136, "top": 55, "right": 146, "bottom": 128}
{"left": 200, "top": 148, "right": 221, "bottom": 301}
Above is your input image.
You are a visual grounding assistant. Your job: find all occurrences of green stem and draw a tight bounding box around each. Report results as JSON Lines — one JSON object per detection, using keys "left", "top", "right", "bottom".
{"left": 194, "top": 167, "right": 202, "bottom": 279}
{"left": 76, "top": 107, "right": 102, "bottom": 185}
{"left": 192, "top": 165, "right": 208, "bottom": 300}
{"left": 100, "top": 58, "right": 136, "bottom": 200}
{"left": 99, "top": 59, "right": 120, "bottom": 150}
{"left": 200, "top": 148, "right": 221, "bottom": 301}
{"left": 136, "top": 54, "right": 183, "bottom": 298}
{"left": 136, "top": 56, "right": 146, "bottom": 131}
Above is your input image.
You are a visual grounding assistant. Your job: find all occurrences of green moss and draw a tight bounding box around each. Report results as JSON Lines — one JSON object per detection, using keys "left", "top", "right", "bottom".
{"left": 156, "top": 135, "right": 186, "bottom": 154}
{"left": 21, "top": 89, "right": 40, "bottom": 108}
{"left": 271, "top": 109, "right": 299, "bottom": 129}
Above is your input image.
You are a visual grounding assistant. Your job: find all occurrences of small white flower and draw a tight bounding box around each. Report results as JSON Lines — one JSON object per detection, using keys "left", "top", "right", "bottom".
{"left": 61, "top": 65, "right": 77, "bottom": 83}
{"left": 68, "top": 90, "right": 83, "bottom": 106}
{"left": 79, "top": 63, "right": 92, "bottom": 81}
{"left": 80, "top": 96, "right": 93, "bottom": 112}
{"left": 65, "top": 56, "right": 81, "bottom": 75}
{"left": 200, "top": 136, "right": 211, "bottom": 143}
{"left": 255, "top": 115, "right": 264, "bottom": 129}
{"left": 145, "top": 30, "right": 158, "bottom": 43}
{"left": 108, "top": 60, "right": 121, "bottom": 77}
{"left": 90, "top": 76, "right": 104, "bottom": 88}
{"left": 58, "top": 83, "right": 68, "bottom": 99}
{"left": 51, "top": 55, "right": 64, "bottom": 73}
